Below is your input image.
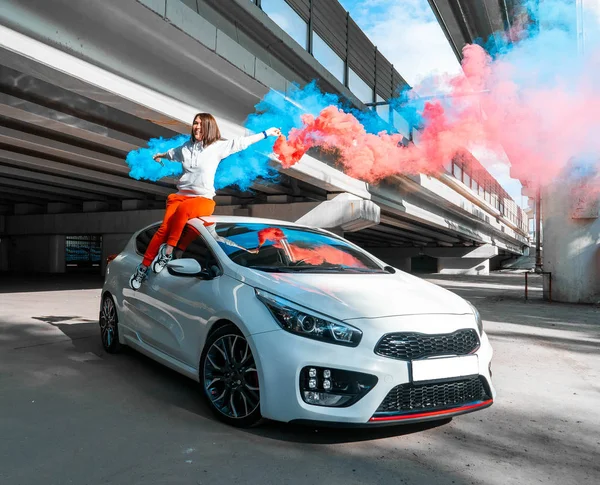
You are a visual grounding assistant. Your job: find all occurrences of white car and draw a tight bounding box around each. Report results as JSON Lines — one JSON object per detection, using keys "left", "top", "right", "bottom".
{"left": 100, "top": 216, "right": 495, "bottom": 427}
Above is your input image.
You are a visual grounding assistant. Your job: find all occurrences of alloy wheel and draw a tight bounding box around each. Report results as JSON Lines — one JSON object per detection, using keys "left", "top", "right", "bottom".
{"left": 99, "top": 295, "right": 120, "bottom": 353}
{"left": 203, "top": 334, "right": 260, "bottom": 419}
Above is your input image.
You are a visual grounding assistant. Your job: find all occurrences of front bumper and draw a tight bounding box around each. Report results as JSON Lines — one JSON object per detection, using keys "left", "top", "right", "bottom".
{"left": 251, "top": 323, "right": 495, "bottom": 425}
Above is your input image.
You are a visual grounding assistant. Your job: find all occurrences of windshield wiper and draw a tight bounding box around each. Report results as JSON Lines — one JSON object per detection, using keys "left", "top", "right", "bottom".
{"left": 247, "top": 265, "right": 296, "bottom": 273}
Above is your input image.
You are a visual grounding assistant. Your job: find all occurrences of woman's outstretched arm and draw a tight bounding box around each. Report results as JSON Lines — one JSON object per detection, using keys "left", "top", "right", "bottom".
{"left": 220, "top": 127, "right": 281, "bottom": 158}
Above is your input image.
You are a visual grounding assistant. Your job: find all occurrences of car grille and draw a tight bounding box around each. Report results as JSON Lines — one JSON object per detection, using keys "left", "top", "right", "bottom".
{"left": 375, "top": 376, "right": 490, "bottom": 415}
{"left": 375, "top": 328, "right": 479, "bottom": 361}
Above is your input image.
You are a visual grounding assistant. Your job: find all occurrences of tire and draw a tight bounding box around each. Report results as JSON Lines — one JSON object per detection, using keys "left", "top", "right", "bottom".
{"left": 99, "top": 294, "right": 122, "bottom": 354}
{"left": 200, "top": 324, "right": 262, "bottom": 427}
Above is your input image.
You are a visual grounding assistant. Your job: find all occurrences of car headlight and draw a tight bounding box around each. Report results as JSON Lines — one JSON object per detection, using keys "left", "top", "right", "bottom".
{"left": 468, "top": 301, "right": 484, "bottom": 335}
{"left": 255, "top": 289, "right": 362, "bottom": 347}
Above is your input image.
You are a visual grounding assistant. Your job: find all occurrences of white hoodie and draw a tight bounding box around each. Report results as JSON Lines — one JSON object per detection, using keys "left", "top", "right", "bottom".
{"left": 165, "top": 137, "right": 254, "bottom": 199}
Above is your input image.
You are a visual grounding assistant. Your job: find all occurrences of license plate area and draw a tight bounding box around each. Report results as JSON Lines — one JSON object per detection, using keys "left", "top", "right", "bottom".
{"left": 411, "top": 355, "right": 479, "bottom": 382}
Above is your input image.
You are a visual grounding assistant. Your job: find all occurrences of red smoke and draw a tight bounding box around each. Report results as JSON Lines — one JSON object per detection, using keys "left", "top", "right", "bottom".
{"left": 257, "top": 227, "right": 366, "bottom": 267}
{"left": 285, "top": 244, "right": 367, "bottom": 267}
{"left": 257, "top": 227, "right": 286, "bottom": 246}
{"left": 273, "top": 104, "right": 461, "bottom": 183}
{"left": 273, "top": 42, "right": 600, "bottom": 196}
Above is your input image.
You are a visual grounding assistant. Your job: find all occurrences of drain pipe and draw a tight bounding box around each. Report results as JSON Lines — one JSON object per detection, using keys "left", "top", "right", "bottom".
{"left": 534, "top": 185, "right": 543, "bottom": 273}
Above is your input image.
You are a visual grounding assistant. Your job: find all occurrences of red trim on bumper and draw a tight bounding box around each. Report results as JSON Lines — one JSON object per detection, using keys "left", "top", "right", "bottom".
{"left": 369, "top": 399, "right": 493, "bottom": 422}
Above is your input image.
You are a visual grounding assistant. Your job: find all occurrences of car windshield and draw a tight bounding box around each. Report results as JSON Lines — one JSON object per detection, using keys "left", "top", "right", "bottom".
{"left": 206, "top": 222, "right": 384, "bottom": 273}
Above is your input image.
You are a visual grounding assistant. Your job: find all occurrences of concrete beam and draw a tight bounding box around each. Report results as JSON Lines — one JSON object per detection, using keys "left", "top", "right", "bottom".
{"left": 0, "top": 164, "right": 148, "bottom": 200}
{"left": 249, "top": 202, "right": 319, "bottom": 222}
{"left": 0, "top": 186, "right": 68, "bottom": 205}
{"left": 0, "top": 149, "right": 172, "bottom": 197}
{"left": 379, "top": 214, "right": 461, "bottom": 243}
{"left": 0, "top": 126, "right": 130, "bottom": 175}
{"left": 122, "top": 199, "right": 149, "bottom": 211}
{"left": 295, "top": 193, "right": 380, "bottom": 232}
{"left": 266, "top": 195, "right": 294, "bottom": 203}
{"left": 424, "top": 244, "right": 498, "bottom": 259}
{"left": 0, "top": 176, "right": 109, "bottom": 201}
{"left": 83, "top": 201, "right": 112, "bottom": 212}
{"left": 14, "top": 203, "right": 44, "bottom": 215}
{"left": 0, "top": 92, "right": 144, "bottom": 153}
{"left": 4, "top": 209, "right": 165, "bottom": 236}
{"left": 48, "top": 202, "right": 81, "bottom": 214}
{"left": 370, "top": 223, "right": 435, "bottom": 243}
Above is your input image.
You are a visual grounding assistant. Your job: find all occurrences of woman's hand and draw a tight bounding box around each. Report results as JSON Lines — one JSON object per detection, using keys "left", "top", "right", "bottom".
{"left": 265, "top": 127, "right": 282, "bottom": 137}
{"left": 153, "top": 153, "right": 165, "bottom": 166}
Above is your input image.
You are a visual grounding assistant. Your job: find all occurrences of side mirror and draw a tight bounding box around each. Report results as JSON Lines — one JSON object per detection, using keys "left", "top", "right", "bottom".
{"left": 167, "top": 258, "right": 202, "bottom": 276}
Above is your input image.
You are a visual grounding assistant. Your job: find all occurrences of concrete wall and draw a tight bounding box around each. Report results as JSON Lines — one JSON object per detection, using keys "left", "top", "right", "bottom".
{"left": 7, "top": 235, "right": 65, "bottom": 273}
{"left": 543, "top": 183, "right": 600, "bottom": 303}
{"left": 367, "top": 245, "right": 498, "bottom": 275}
{"left": 367, "top": 248, "right": 415, "bottom": 273}
{"left": 437, "top": 257, "right": 489, "bottom": 275}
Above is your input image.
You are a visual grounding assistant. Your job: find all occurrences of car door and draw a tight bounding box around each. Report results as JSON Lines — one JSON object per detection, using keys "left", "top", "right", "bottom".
{"left": 132, "top": 225, "right": 223, "bottom": 366}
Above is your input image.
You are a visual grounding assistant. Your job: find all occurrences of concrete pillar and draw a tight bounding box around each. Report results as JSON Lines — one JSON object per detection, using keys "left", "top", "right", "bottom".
{"left": 48, "top": 235, "right": 66, "bottom": 273}
{"left": 0, "top": 236, "right": 9, "bottom": 272}
{"left": 543, "top": 182, "right": 600, "bottom": 303}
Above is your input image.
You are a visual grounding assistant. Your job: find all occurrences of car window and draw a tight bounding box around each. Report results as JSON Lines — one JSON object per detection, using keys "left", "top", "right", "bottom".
{"left": 135, "top": 224, "right": 160, "bottom": 255}
{"left": 206, "top": 222, "right": 384, "bottom": 274}
{"left": 176, "top": 224, "right": 220, "bottom": 276}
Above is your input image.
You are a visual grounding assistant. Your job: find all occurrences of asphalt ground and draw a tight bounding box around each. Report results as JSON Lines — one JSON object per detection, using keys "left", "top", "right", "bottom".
{"left": 1, "top": 272, "right": 599, "bottom": 485}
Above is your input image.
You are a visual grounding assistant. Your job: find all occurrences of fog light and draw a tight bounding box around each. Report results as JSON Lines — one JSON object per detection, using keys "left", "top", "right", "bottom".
{"left": 303, "top": 391, "right": 348, "bottom": 406}
{"left": 300, "top": 366, "right": 378, "bottom": 407}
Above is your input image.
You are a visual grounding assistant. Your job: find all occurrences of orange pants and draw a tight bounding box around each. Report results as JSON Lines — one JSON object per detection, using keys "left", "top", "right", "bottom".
{"left": 142, "top": 194, "right": 216, "bottom": 267}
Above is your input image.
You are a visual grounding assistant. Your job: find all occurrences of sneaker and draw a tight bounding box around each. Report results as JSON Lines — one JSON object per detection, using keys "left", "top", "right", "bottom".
{"left": 152, "top": 244, "right": 172, "bottom": 274}
{"left": 129, "top": 264, "right": 147, "bottom": 291}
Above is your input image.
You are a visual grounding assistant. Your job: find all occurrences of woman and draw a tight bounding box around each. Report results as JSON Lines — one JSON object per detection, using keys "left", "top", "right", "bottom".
{"left": 129, "top": 113, "right": 281, "bottom": 290}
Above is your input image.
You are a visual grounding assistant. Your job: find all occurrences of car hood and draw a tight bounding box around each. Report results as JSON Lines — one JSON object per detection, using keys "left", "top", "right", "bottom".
{"left": 231, "top": 267, "right": 473, "bottom": 321}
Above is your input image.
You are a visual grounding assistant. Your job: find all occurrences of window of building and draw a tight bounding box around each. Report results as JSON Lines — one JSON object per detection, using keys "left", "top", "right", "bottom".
{"left": 452, "top": 162, "right": 463, "bottom": 181}
{"left": 313, "top": 33, "right": 344, "bottom": 83}
{"left": 463, "top": 172, "right": 471, "bottom": 188}
{"left": 472, "top": 180, "right": 479, "bottom": 193}
{"left": 261, "top": 0, "right": 308, "bottom": 49}
{"left": 348, "top": 68, "right": 373, "bottom": 104}
{"left": 392, "top": 110, "right": 410, "bottom": 138}
{"left": 375, "top": 94, "right": 390, "bottom": 125}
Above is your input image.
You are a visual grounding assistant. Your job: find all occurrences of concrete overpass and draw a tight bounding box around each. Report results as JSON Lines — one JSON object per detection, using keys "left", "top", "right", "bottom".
{"left": 0, "top": 0, "right": 529, "bottom": 277}
{"left": 428, "top": 0, "right": 600, "bottom": 303}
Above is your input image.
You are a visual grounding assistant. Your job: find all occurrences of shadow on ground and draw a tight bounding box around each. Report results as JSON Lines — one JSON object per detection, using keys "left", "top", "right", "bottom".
{"left": 0, "top": 273, "right": 104, "bottom": 293}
